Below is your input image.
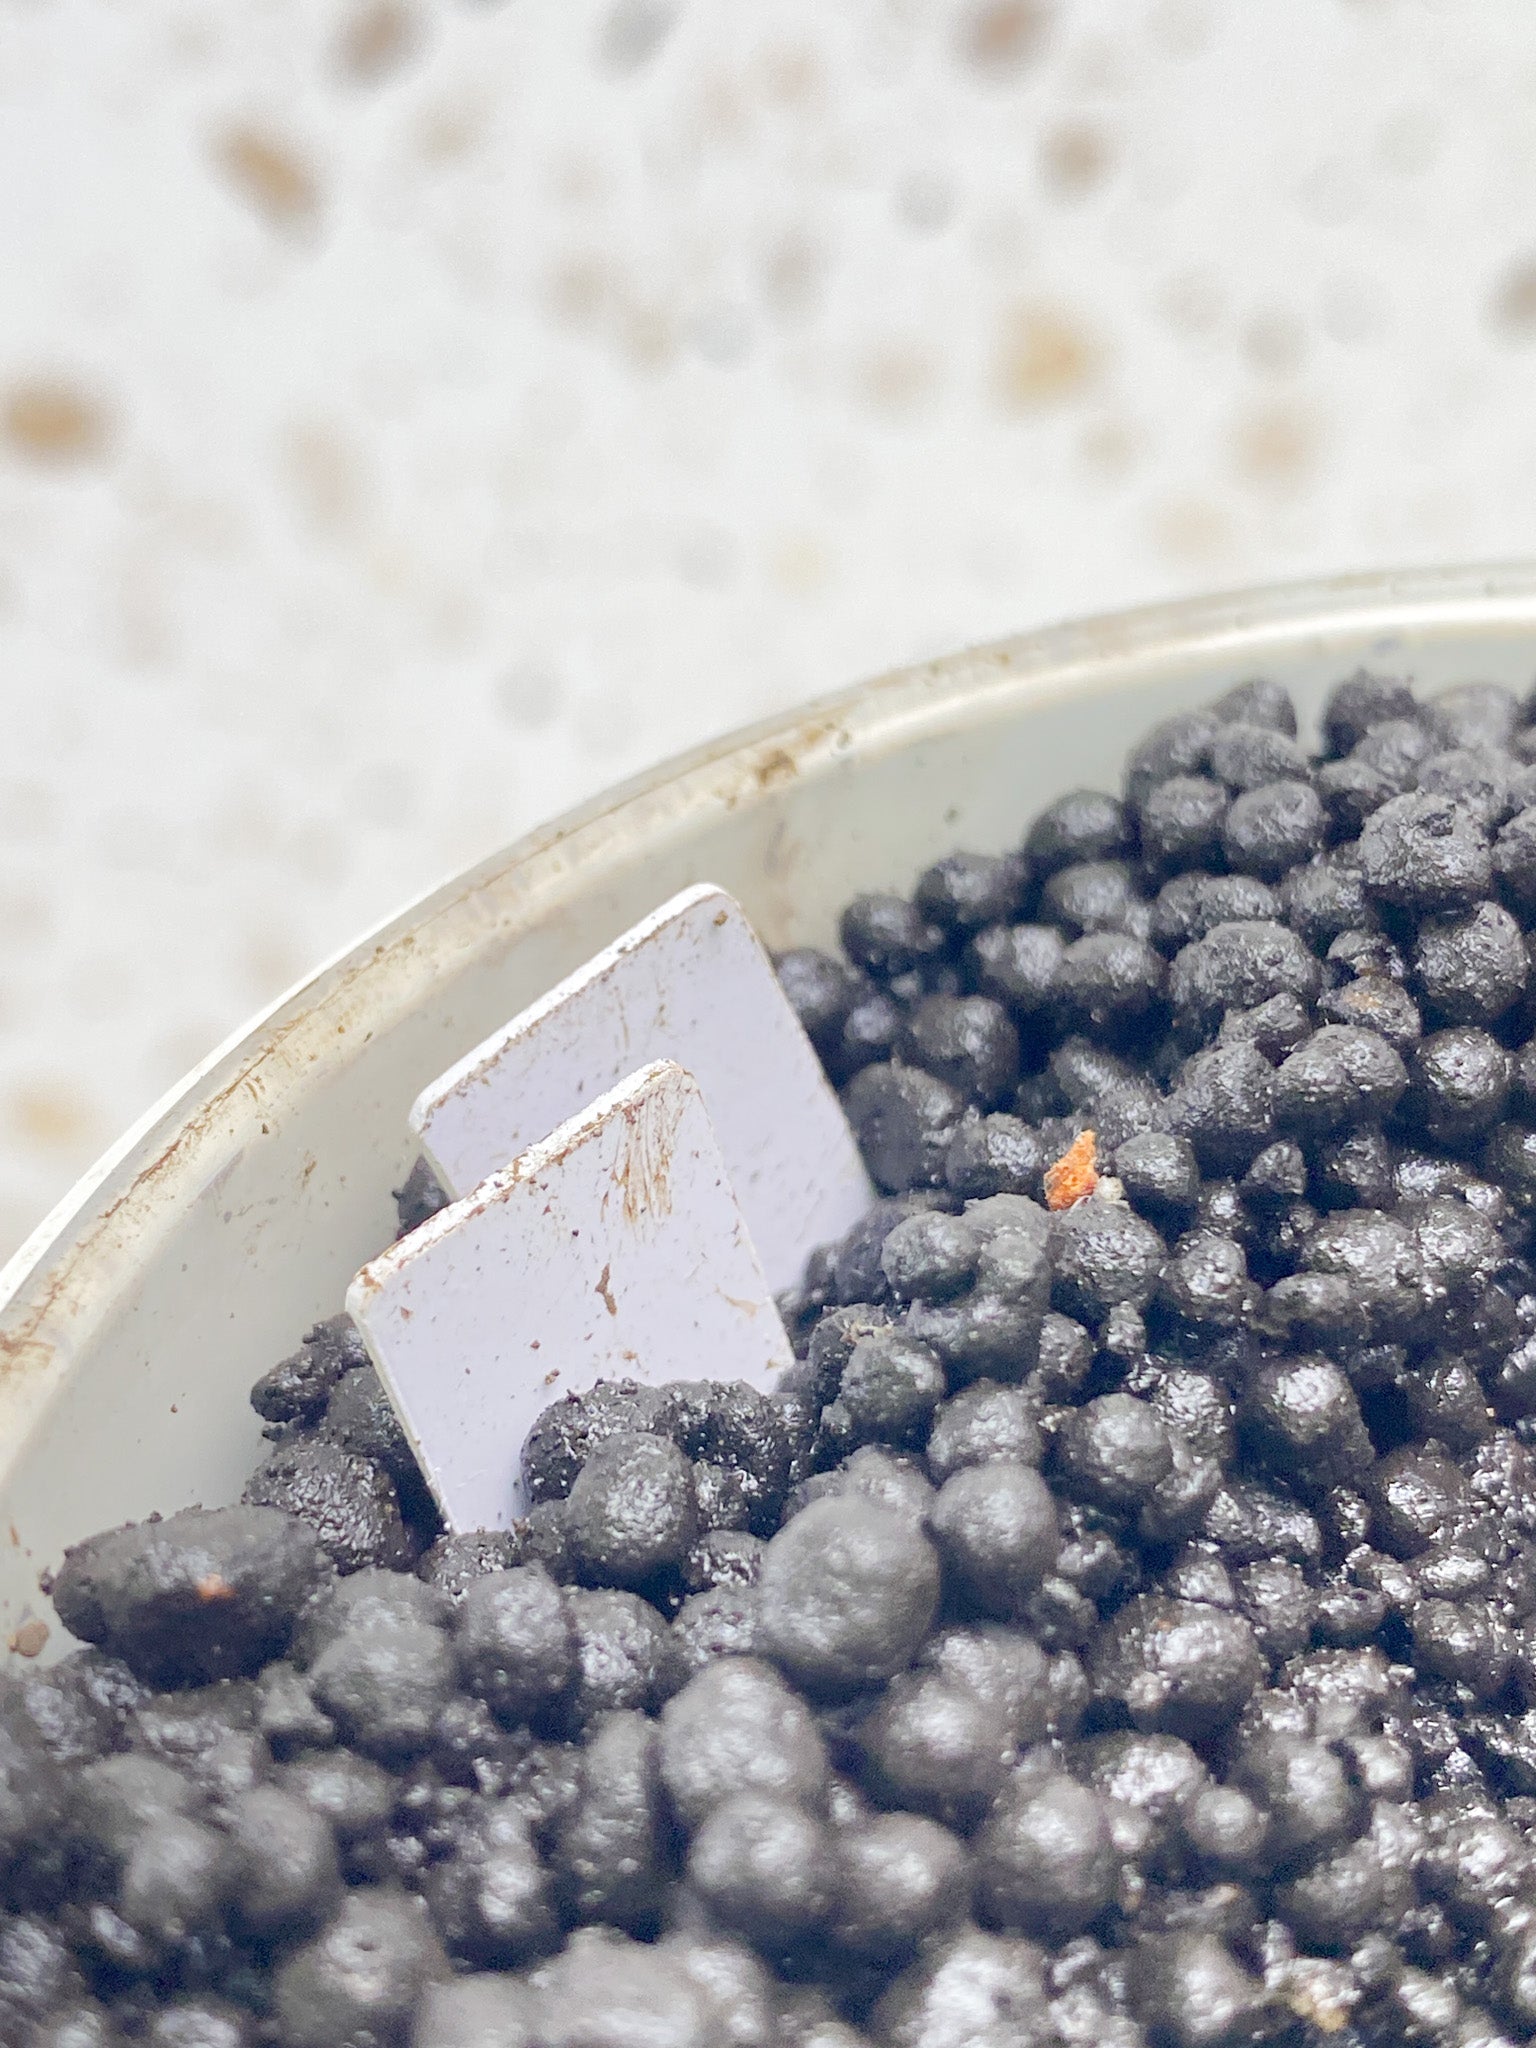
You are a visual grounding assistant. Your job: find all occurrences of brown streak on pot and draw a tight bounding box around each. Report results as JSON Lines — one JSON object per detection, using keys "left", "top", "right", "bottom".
{"left": 723, "top": 717, "right": 846, "bottom": 809}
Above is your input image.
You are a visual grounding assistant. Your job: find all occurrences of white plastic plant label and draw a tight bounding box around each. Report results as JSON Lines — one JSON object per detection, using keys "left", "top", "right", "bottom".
{"left": 410, "top": 882, "right": 872, "bottom": 1295}
{"left": 349, "top": 1059, "right": 793, "bottom": 1530}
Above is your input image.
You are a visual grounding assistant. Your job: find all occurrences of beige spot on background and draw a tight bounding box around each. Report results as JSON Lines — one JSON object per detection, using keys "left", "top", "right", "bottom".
{"left": 241, "top": 927, "right": 309, "bottom": 1004}
{"left": 1243, "top": 311, "right": 1306, "bottom": 377}
{"left": 1078, "top": 415, "right": 1138, "bottom": 475}
{"left": 288, "top": 819, "right": 348, "bottom": 889}
{"left": 961, "top": 0, "right": 1051, "bottom": 76}
{"left": 861, "top": 342, "right": 938, "bottom": 418}
{"left": 692, "top": 303, "right": 753, "bottom": 365}
{"left": 335, "top": 0, "right": 420, "bottom": 84}
{"left": 279, "top": 418, "right": 369, "bottom": 539}
{"left": 761, "top": 229, "right": 825, "bottom": 320}
{"left": 551, "top": 153, "right": 610, "bottom": 209}
{"left": 214, "top": 125, "right": 319, "bottom": 232}
{"left": 995, "top": 304, "right": 1100, "bottom": 408}
{"left": 895, "top": 168, "right": 956, "bottom": 235}
{"left": 1319, "top": 274, "right": 1384, "bottom": 346}
{"left": 547, "top": 252, "right": 618, "bottom": 330}
{"left": 695, "top": 67, "right": 749, "bottom": 146}
{"left": 1490, "top": 257, "right": 1536, "bottom": 338}
{"left": 96, "top": 804, "right": 169, "bottom": 873}
{"left": 156, "top": 1021, "right": 230, "bottom": 1083}
{"left": 1041, "top": 122, "right": 1112, "bottom": 196}
{"left": 675, "top": 525, "right": 737, "bottom": 590}
{"left": 0, "top": 779, "right": 55, "bottom": 842}
{"left": 1147, "top": 0, "right": 1213, "bottom": 57}
{"left": 598, "top": 0, "right": 679, "bottom": 76}
{"left": 110, "top": 551, "right": 176, "bottom": 668}
{"left": 427, "top": 584, "right": 479, "bottom": 656}
{"left": 759, "top": 44, "right": 821, "bottom": 108}
{"left": 1150, "top": 495, "right": 1231, "bottom": 566}
{"left": 498, "top": 658, "right": 564, "bottom": 729}
{"left": 974, "top": 205, "right": 1035, "bottom": 272}
{"left": 618, "top": 300, "right": 677, "bottom": 373}
{"left": 1159, "top": 270, "right": 1223, "bottom": 335}
{"left": 1070, "top": 36, "right": 1127, "bottom": 94}
{"left": 1231, "top": 400, "right": 1316, "bottom": 492}
{"left": 415, "top": 92, "right": 490, "bottom": 165}
{"left": 1295, "top": 157, "right": 1360, "bottom": 228}
{"left": 361, "top": 535, "right": 413, "bottom": 599}
{"left": 168, "top": 14, "right": 216, "bottom": 61}
{"left": 3, "top": 379, "right": 112, "bottom": 464}
{"left": 9, "top": 1080, "right": 98, "bottom": 1152}
{"left": 0, "top": 884, "right": 50, "bottom": 945}
{"left": 769, "top": 532, "right": 833, "bottom": 597}
{"left": 1375, "top": 107, "right": 1437, "bottom": 176}
{"left": 572, "top": 687, "right": 640, "bottom": 758}
{"left": 127, "top": 470, "right": 243, "bottom": 552}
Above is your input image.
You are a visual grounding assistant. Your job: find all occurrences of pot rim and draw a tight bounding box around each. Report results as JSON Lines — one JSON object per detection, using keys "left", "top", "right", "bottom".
{"left": 5, "top": 560, "right": 1536, "bottom": 1437}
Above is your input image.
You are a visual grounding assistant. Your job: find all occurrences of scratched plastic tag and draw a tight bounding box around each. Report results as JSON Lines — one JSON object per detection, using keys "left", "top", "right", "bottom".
{"left": 350, "top": 1059, "right": 793, "bottom": 1529}
{"left": 410, "top": 883, "right": 872, "bottom": 1296}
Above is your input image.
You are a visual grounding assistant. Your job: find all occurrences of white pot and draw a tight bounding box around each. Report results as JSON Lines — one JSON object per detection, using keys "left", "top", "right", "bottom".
{"left": 5, "top": 564, "right": 1536, "bottom": 1663}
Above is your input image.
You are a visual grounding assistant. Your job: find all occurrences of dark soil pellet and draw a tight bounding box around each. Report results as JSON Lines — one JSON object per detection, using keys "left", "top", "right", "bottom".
{"left": 19, "top": 665, "right": 1536, "bottom": 2043}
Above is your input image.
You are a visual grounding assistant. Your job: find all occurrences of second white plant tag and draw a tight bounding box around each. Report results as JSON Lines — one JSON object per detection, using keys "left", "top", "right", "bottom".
{"left": 349, "top": 1059, "right": 793, "bottom": 1530}
{"left": 410, "top": 883, "right": 872, "bottom": 1296}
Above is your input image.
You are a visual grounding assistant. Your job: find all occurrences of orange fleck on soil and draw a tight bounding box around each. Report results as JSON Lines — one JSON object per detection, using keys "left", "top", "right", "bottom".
{"left": 1044, "top": 1129, "right": 1099, "bottom": 1211}
{"left": 194, "top": 1573, "right": 235, "bottom": 1603}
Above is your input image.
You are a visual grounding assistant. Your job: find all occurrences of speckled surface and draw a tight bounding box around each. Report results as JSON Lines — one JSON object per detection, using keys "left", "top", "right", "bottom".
{"left": 3, "top": 0, "right": 1536, "bottom": 1259}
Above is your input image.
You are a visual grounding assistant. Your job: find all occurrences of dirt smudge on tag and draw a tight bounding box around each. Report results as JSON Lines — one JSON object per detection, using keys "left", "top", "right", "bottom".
{"left": 595, "top": 1262, "right": 618, "bottom": 1315}
{"left": 614, "top": 1091, "right": 676, "bottom": 1227}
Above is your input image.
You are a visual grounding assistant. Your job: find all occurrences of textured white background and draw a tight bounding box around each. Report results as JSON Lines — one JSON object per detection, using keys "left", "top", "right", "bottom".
{"left": 4, "top": 0, "right": 1536, "bottom": 1258}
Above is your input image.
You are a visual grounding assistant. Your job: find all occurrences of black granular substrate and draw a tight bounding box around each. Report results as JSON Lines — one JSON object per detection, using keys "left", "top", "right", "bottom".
{"left": 13, "top": 673, "right": 1536, "bottom": 2048}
